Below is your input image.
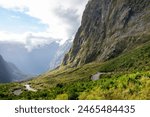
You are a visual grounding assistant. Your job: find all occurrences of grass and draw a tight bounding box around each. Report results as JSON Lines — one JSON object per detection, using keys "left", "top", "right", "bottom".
{"left": 1, "top": 71, "right": 149, "bottom": 100}
{"left": 79, "top": 71, "right": 150, "bottom": 100}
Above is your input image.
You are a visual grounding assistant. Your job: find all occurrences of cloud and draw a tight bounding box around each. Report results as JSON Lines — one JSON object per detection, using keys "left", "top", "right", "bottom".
{"left": 0, "top": 31, "right": 25, "bottom": 43}
{"left": 25, "top": 32, "right": 59, "bottom": 52}
{"left": 0, "top": 0, "right": 89, "bottom": 50}
{"left": 0, "top": 31, "right": 59, "bottom": 52}
{"left": 54, "top": 7, "right": 80, "bottom": 37}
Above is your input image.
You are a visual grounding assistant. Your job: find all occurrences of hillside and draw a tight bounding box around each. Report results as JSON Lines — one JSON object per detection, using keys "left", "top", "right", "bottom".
{"left": 0, "top": 55, "right": 12, "bottom": 83}
{"left": 0, "top": 55, "right": 27, "bottom": 83}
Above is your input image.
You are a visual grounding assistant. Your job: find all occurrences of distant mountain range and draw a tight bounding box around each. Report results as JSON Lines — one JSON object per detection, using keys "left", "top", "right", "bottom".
{"left": 0, "top": 40, "right": 72, "bottom": 75}
{"left": 0, "top": 55, "right": 27, "bottom": 83}
{"left": 49, "top": 39, "right": 72, "bottom": 70}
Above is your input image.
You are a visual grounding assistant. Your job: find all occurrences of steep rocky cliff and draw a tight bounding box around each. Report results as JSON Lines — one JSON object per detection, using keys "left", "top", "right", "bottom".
{"left": 62, "top": 0, "right": 150, "bottom": 67}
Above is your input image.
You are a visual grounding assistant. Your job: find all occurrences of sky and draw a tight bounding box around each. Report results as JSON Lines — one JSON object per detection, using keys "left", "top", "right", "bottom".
{"left": 0, "top": 0, "right": 89, "bottom": 51}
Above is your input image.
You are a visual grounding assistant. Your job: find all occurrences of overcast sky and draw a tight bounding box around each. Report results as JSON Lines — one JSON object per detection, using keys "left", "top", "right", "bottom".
{"left": 0, "top": 0, "right": 88, "bottom": 51}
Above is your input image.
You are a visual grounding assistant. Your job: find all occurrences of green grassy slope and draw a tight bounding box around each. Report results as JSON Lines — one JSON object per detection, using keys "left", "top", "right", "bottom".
{"left": 0, "top": 40, "right": 150, "bottom": 100}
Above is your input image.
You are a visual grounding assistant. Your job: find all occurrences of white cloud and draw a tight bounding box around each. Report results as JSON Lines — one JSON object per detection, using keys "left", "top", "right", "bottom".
{"left": 0, "top": 31, "right": 59, "bottom": 52}
{"left": 0, "top": 31, "right": 25, "bottom": 43}
{"left": 0, "top": 0, "right": 89, "bottom": 41}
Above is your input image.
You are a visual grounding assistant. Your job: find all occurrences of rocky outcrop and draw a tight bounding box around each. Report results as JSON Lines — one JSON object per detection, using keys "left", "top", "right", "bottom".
{"left": 62, "top": 0, "right": 150, "bottom": 67}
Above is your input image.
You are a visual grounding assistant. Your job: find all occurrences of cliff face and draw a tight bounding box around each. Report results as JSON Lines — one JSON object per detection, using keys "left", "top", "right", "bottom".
{"left": 62, "top": 0, "right": 150, "bottom": 67}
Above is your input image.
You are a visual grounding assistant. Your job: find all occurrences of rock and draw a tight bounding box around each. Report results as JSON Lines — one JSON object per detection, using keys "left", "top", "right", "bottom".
{"left": 91, "top": 72, "right": 107, "bottom": 81}
{"left": 25, "top": 84, "right": 37, "bottom": 92}
{"left": 13, "top": 89, "right": 22, "bottom": 96}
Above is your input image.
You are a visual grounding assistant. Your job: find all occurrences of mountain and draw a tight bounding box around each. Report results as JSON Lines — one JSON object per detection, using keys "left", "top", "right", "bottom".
{"left": 62, "top": 0, "right": 150, "bottom": 67}
{"left": 0, "top": 55, "right": 26, "bottom": 83}
{"left": 0, "top": 40, "right": 72, "bottom": 75}
{"left": 49, "top": 39, "right": 72, "bottom": 70}
{"left": 0, "top": 42, "right": 59, "bottom": 75}
{"left": 0, "top": 55, "right": 11, "bottom": 83}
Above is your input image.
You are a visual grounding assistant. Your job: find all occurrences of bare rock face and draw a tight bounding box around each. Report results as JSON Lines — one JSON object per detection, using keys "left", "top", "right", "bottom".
{"left": 62, "top": 0, "right": 150, "bottom": 67}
